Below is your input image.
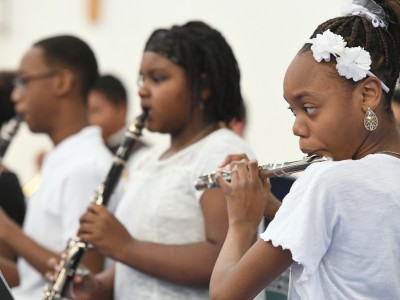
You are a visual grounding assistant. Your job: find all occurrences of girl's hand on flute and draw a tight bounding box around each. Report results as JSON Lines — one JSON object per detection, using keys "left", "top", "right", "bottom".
{"left": 216, "top": 158, "right": 269, "bottom": 232}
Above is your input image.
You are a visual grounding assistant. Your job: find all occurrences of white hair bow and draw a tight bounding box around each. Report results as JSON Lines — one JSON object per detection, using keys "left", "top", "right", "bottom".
{"left": 341, "top": 0, "right": 388, "bottom": 28}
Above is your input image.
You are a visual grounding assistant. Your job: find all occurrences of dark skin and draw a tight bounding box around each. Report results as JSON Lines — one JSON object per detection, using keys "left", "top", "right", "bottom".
{"left": 0, "top": 242, "right": 19, "bottom": 286}
{"left": 0, "top": 45, "right": 104, "bottom": 285}
{"left": 66, "top": 52, "right": 230, "bottom": 299}
{"left": 209, "top": 52, "right": 400, "bottom": 300}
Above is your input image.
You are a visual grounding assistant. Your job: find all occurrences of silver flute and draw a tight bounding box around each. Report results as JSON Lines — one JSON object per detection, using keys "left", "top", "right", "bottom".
{"left": 42, "top": 111, "right": 148, "bottom": 300}
{"left": 194, "top": 154, "right": 332, "bottom": 190}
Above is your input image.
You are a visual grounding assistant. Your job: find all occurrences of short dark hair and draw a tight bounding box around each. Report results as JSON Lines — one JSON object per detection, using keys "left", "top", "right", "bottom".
{"left": 34, "top": 35, "right": 99, "bottom": 100}
{"left": 92, "top": 74, "right": 127, "bottom": 106}
{"left": 144, "top": 21, "right": 244, "bottom": 124}
{"left": 0, "top": 71, "right": 17, "bottom": 126}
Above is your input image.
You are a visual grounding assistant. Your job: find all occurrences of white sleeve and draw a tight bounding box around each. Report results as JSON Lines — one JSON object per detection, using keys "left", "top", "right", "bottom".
{"left": 260, "top": 163, "right": 340, "bottom": 283}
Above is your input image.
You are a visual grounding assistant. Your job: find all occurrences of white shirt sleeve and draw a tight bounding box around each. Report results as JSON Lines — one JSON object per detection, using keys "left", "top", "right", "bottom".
{"left": 260, "top": 162, "right": 339, "bottom": 283}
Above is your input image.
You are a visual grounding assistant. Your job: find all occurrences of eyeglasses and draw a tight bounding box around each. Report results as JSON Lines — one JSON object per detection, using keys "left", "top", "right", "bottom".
{"left": 12, "top": 70, "right": 59, "bottom": 90}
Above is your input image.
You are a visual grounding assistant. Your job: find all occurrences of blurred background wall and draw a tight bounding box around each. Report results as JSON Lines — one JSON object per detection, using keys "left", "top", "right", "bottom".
{"left": 0, "top": 0, "right": 337, "bottom": 185}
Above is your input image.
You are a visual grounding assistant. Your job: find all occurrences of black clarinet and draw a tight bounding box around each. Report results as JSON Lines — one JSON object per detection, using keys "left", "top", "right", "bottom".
{"left": 42, "top": 111, "right": 148, "bottom": 300}
{"left": 0, "top": 115, "right": 22, "bottom": 162}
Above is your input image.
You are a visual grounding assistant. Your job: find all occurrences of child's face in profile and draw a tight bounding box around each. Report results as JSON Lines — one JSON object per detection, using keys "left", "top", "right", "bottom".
{"left": 283, "top": 52, "right": 368, "bottom": 161}
{"left": 137, "top": 51, "right": 193, "bottom": 135}
{"left": 12, "top": 46, "right": 60, "bottom": 134}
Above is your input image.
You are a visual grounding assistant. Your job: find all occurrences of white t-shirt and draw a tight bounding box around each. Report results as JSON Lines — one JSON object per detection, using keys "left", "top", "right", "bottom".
{"left": 261, "top": 154, "right": 400, "bottom": 300}
{"left": 113, "top": 128, "right": 259, "bottom": 300}
{"left": 12, "top": 126, "right": 112, "bottom": 300}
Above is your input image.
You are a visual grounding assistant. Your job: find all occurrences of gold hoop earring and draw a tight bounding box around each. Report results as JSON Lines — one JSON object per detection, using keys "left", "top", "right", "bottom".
{"left": 364, "top": 107, "right": 378, "bottom": 131}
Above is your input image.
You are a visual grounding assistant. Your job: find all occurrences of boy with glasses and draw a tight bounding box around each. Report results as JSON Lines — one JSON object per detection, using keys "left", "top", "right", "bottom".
{"left": 0, "top": 35, "right": 112, "bottom": 300}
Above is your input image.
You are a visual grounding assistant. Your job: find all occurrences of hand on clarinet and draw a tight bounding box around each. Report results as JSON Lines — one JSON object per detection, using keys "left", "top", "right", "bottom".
{"left": 78, "top": 204, "right": 133, "bottom": 259}
{"left": 46, "top": 255, "right": 99, "bottom": 300}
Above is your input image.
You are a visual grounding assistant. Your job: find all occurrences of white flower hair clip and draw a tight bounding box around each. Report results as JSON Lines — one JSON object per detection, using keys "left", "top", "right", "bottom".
{"left": 341, "top": 0, "right": 388, "bottom": 28}
{"left": 310, "top": 29, "right": 346, "bottom": 62}
{"left": 309, "top": 29, "right": 389, "bottom": 93}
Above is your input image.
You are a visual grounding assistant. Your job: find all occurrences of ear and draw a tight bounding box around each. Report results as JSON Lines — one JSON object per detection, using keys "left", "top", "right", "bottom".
{"left": 357, "top": 76, "right": 383, "bottom": 112}
{"left": 53, "top": 69, "right": 75, "bottom": 96}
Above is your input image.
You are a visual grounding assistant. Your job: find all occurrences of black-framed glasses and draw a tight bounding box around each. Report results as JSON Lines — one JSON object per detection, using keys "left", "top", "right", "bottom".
{"left": 12, "top": 70, "right": 59, "bottom": 90}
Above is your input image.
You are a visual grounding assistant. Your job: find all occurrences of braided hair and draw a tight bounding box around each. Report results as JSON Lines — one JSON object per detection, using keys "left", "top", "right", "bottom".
{"left": 144, "top": 21, "right": 244, "bottom": 124}
{"left": 300, "top": 0, "right": 400, "bottom": 112}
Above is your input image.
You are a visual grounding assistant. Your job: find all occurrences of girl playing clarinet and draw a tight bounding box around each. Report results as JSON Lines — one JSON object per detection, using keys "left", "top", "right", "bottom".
{"left": 64, "top": 20, "right": 259, "bottom": 300}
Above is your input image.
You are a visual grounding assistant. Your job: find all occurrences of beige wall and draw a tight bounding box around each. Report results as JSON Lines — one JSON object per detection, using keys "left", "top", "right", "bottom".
{"left": 0, "top": 0, "right": 338, "bottom": 184}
